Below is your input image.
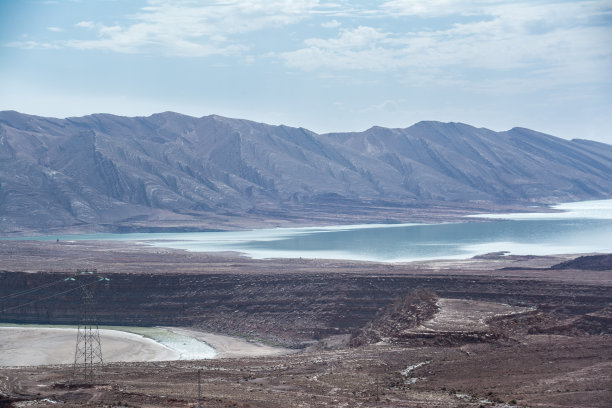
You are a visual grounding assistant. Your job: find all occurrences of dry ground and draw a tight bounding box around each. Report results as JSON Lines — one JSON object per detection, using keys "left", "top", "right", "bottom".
{"left": 2, "top": 334, "right": 610, "bottom": 407}
{"left": 1, "top": 241, "right": 610, "bottom": 407}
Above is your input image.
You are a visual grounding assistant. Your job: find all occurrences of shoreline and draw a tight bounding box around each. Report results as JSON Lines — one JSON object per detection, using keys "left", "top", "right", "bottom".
{"left": 164, "top": 327, "right": 294, "bottom": 359}
{"left": 1, "top": 239, "right": 610, "bottom": 285}
{"left": 0, "top": 326, "right": 178, "bottom": 367}
{"left": 0, "top": 325, "right": 293, "bottom": 367}
{"left": 1, "top": 209, "right": 611, "bottom": 262}
{"left": 2, "top": 198, "right": 610, "bottom": 240}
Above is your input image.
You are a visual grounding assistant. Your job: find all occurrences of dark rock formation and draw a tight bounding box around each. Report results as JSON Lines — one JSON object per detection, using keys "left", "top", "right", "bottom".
{"left": 350, "top": 290, "right": 439, "bottom": 346}
{"left": 551, "top": 254, "right": 612, "bottom": 270}
{"left": 1, "top": 270, "right": 610, "bottom": 347}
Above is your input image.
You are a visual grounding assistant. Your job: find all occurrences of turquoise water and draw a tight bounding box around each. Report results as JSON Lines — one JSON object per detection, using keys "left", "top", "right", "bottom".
{"left": 5, "top": 200, "right": 612, "bottom": 262}
{"left": 101, "top": 326, "right": 216, "bottom": 359}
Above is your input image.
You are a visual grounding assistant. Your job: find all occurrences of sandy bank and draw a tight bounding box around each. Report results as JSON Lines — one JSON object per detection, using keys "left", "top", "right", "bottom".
{"left": 0, "top": 326, "right": 293, "bottom": 367}
{"left": 165, "top": 327, "right": 294, "bottom": 359}
{"left": 0, "top": 327, "right": 178, "bottom": 366}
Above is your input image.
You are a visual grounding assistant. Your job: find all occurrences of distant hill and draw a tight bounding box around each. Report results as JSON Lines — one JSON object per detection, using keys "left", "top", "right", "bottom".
{"left": 551, "top": 254, "right": 612, "bottom": 271}
{"left": 1, "top": 111, "right": 611, "bottom": 233}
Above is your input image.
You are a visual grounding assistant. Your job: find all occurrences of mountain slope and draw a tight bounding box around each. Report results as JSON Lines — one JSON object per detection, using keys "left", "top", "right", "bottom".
{"left": 0, "top": 111, "right": 610, "bottom": 233}
{"left": 323, "top": 122, "right": 612, "bottom": 202}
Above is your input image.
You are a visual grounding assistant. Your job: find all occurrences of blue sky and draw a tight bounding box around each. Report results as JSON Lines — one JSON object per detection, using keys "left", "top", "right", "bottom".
{"left": 1, "top": 0, "right": 611, "bottom": 143}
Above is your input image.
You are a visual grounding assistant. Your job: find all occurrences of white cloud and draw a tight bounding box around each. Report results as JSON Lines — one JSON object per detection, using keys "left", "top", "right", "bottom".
{"left": 64, "top": 0, "right": 320, "bottom": 56}
{"left": 75, "top": 20, "right": 95, "bottom": 29}
{"left": 306, "top": 26, "right": 387, "bottom": 49}
{"left": 8, "top": 0, "right": 612, "bottom": 87}
{"left": 47, "top": 26, "right": 63, "bottom": 32}
{"left": 379, "top": 0, "right": 500, "bottom": 17}
{"left": 5, "top": 40, "right": 60, "bottom": 49}
{"left": 280, "top": 1, "right": 612, "bottom": 90}
{"left": 321, "top": 19, "right": 341, "bottom": 28}
{"left": 282, "top": 26, "right": 394, "bottom": 71}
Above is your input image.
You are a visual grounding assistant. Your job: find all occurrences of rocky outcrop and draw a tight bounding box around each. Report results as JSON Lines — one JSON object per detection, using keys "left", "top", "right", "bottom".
{"left": 350, "top": 290, "right": 439, "bottom": 346}
{"left": 551, "top": 254, "right": 612, "bottom": 270}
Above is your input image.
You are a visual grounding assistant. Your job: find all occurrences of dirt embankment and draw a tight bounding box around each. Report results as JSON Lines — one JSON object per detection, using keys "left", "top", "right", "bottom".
{"left": 2, "top": 268, "right": 610, "bottom": 347}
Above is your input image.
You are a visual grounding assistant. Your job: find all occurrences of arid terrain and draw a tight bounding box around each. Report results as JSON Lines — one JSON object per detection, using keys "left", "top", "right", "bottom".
{"left": 1, "top": 241, "right": 610, "bottom": 407}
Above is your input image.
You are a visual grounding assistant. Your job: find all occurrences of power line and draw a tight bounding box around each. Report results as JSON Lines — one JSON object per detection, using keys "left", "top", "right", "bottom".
{"left": 1, "top": 280, "right": 98, "bottom": 313}
{"left": 1, "top": 269, "right": 110, "bottom": 384}
{"left": 0, "top": 278, "right": 66, "bottom": 300}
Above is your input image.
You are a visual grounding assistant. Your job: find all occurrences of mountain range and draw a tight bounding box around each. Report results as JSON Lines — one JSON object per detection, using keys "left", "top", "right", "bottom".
{"left": 1, "top": 111, "right": 611, "bottom": 234}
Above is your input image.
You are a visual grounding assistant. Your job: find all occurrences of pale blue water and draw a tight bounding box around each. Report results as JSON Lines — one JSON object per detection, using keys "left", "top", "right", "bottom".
{"left": 5, "top": 200, "right": 612, "bottom": 262}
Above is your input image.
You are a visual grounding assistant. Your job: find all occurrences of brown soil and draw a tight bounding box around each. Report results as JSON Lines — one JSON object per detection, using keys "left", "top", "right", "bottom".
{"left": 1, "top": 241, "right": 610, "bottom": 407}
{"left": 2, "top": 336, "right": 610, "bottom": 408}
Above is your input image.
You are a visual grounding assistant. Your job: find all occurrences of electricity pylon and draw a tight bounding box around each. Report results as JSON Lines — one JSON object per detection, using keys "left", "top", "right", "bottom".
{"left": 69, "top": 269, "right": 109, "bottom": 383}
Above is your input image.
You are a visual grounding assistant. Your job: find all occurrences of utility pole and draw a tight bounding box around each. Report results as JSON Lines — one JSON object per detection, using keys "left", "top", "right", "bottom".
{"left": 70, "top": 269, "right": 109, "bottom": 383}
{"left": 375, "top": 365, "right": 380, "bottom": 401}
{"left": 547, "top": 333, "right": 553, "bottom": 364}
{"left": 198, "top": 369, "right": 203, "bottom": 408}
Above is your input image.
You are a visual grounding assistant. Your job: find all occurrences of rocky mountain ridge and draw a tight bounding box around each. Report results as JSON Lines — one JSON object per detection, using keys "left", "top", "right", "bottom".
{"left": 1, "top": 111, "right": 611, "bottom": 233}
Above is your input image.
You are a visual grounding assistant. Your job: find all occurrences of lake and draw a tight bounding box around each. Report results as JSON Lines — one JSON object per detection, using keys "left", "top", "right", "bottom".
{"left": 8, "top": 199, "right": 612, "bottom": 262}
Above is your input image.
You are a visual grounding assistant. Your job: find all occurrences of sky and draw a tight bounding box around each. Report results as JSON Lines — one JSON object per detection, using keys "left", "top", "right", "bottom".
{"left": 1, "top": 0, "right": 611, "bottom": 143}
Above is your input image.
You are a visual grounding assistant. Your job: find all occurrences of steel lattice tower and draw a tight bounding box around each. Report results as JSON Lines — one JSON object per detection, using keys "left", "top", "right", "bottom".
{"left": 71, "top": 269, "right": 109, "bottom": 383}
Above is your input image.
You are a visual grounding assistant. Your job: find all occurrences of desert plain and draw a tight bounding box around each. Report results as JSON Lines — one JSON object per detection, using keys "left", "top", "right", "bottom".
{"left": 0, "top": 240, "right": 610, "bottom": 407}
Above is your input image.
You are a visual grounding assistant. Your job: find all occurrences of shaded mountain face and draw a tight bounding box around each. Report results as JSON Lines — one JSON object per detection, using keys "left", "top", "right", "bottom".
{"left": 0, "top": 111, "right": 610, "bottom": 233}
